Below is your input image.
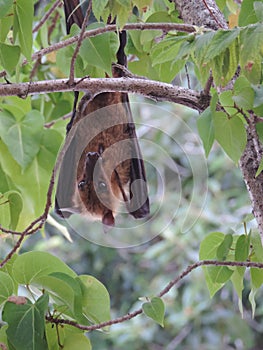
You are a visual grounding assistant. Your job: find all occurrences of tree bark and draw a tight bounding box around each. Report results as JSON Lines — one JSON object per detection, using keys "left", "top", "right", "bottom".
{"left": 173, "top": 0, "right": 227, "bottom": 29}
{"left": 173, "top": 0, "right": 263, "bottom": 236}
{"left": 0, "top": 78, "right": 204, "bottom": 111}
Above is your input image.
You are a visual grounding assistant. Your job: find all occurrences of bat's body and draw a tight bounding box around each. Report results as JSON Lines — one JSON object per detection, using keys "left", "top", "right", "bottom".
{"left": 55, "top": 1, "right": 149, "bottom": 227}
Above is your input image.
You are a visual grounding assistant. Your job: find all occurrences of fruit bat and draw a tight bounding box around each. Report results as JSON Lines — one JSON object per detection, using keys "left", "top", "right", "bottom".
{"left": 55, "top": 0, "right": 149, "bottom": 227}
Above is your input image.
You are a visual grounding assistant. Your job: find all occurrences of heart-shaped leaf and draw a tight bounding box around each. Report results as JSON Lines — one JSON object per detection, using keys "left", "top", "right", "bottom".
{"left": 142, "top": 297, "right": 165, "bottom": 327}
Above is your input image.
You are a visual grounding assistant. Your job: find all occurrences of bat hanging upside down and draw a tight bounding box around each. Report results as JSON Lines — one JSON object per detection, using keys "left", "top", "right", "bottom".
{"left": 55, "top": 1, "right": 150, "bottom": 227}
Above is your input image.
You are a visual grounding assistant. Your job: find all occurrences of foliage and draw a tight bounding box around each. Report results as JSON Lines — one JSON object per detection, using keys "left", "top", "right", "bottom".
{"left": 0, "top": 0, "right": 263, "bottom": 349}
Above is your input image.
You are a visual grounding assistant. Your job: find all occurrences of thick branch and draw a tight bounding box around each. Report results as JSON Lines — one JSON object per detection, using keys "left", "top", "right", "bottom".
{"left": 174, "top": 0, "right": 263, "bottom": 236}
{"left": 173, "top": 0, "right": 227, "bottom": 29}
{"left": 46, "top": 259, "right": 263, "bottom": 332}
{"left": 0, "top": 78, "right": 205, "bottom": 112}
{"left": 240, "top": 116, "right": 263, "bottom": 235}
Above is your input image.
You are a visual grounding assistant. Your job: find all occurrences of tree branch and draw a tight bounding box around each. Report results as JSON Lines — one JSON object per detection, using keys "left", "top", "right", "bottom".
{"left": 0, "top": 22, "right": 199, "bottom": 79}
{"left": 30, "top": 22, "right": 197, "bottom": 62}
{"left": 0, "top": 77, "right": 205, "bottom": 112}
{"left": 172, "top": 0, "right": 227, "bottom": 29}
{"left": 69, "top": 1, "right": 92, "bottom": 85}
{"left": 33, "top": 0, "right": 63, "bottom": 33}
{"left": 46, "top": 259, "right": 263, "bottom": 332}
{"left": 173, "top": 0, "right": 263, "bottom": 237}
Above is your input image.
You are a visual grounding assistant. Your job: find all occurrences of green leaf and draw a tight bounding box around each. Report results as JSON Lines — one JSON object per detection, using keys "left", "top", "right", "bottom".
{"left": 0, "top": 193, "right": 10, "bottom": 228}
{"left": 0, "top": 129, "right": 61, "bottom": 229}
{"left": 250, "top": 231, "right": 263, "bottom": 289}
{"left": 231, "top": 268, "right": 244, "bottom": 316}
{"left": 207, "top": 265, "right": 233, "bottom": 283}
{"left": 216, "top": 234, "right": 233, "bottom": 261}
{"left": 211, "top": 52, "right": 225, "bottom": 86}
{"left": 7, "top": 191, "right": 23, "bottom": 230}
{"left": 203, "top": 268, "right": 225, "bottom": 297}
{"left": 251, "top": 230, "right": 263, "bottom": 261}
{"left": 152, "top": 36, "right": 188, "bottom": 66}
{"left": 2, "top": 293, "right": 49, "bottom": 350}
{"left": 63, "top": 333, "right": 92, "bottom": 350}
{"left": 256, "top": 157, "right": 263, "bottom": 177}
{"left": 194, "top": 31, "right": 216, "bottom": 65}
{"left": 234, "top": 234, "right": 250, "bottom": 297}
{"left": 238, "top": 0, "right": 260, "bottom": 25}
{"left": 113, "top": 1, "right": 131, "bottom": 28}
{"left": 226, "top": 0, "right": 239, "bottom": 13}
{"left": 0, "top": 272, "right": 14, "bottom": 306}
{"left": 235, "top": 234, "right": 250, "bottom": 262}
{"left": 0, "top": 325, "right": 8, "bottom": 349}
{"left": 13, "top": 0, "right": 33, "bottom": 61}
{"left": 0, "top": 0, "right": 13, "bottom": 19}
{"left": 222, "top": 38, "right": 239, "bottom": 86}
{"left": 250, "top": 266, "right": 263, "bottom": 289}
{"left": 154, "top": 59, "right": 184, "bottom": 83}
{"left": 199, "top": 232, "right": 225, "bottom": 259}
{"left": 197, "top": 107, "right": 215, "bottom": 157}
{"left": 46, "top": 324, "right": 91, "bottom": 350}
{"left": 133, "top": 0, "right": 152, "bottom": 8}
{"left": 56, "top": 45, "right": 84, "bottom": 78}
{"left": 0, "top": 96, "right": 32, "bottom": 119}
{"left": 203, "top": 28, "right": 240, "bottom": 62}
{"left": 80, "top": 30, "right": 118, "bottom": 76}
{"left": 233, "top": 76, "right": 255, "bottom": 110}
{"left": 34, "top": 272, "right": 82, "bottom": 320}
{"left": 51, "top": 100, "right": 71, "bottom": 120}
{"left": 213, "top": 112, "right": 247, "bottom": 163}
{"left": 93, "top": 0, "right": 109, "bottom": 21}
{"left": 12, "top": 251, "right": 76, "bottom": 285}
{"left": 249, "top": 287, "right": 257, "bottom": 318}
{"left": 240, "top": 24, "right": 263, "bottom": 84}
{"left": 199, "top": 232, "right": 225, "bottom": 296}
{"left": 0, "top": 109, "right": 44, "bottom": 170}
{"left": 256, "top": 123, "right": 263, "bottom": 144}
{"left": 77, "top": 275, "right": 111, "bottom": 324}
{"left": 0, "top": 15, "right": 13, "bottom": 42}
{"left": 0, "top": 44, "right": 21, "bottom": 73}
{"left": 142, "top": 297, "right": 165, "bottom": 327}
{"left": 253, "top": 84, "right": 263, "bottom": 108}
{"left": 254, "top": 1, "right": 263, "bottom": 22}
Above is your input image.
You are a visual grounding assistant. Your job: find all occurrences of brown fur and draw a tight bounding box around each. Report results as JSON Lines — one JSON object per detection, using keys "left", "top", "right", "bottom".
{"left": 74, "top": 93, "right": 132, "bottom": 220}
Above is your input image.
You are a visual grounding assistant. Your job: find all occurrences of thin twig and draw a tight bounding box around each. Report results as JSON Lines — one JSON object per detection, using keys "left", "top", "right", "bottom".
{"left": 30, "top": 22, "right": 198, "bottom": 63}
{"left": 0, "top": 225, "right": 22, "bottom": 235}
{"left": 69, "top": 1, "right": 92, "bottom": 85}
{"left": 0, "top": 166, "right": 57, "bottom": 266}
{"left": 45, "top": 259, "right": 263, "bottom": 332}
{"left": 44, "top": 112, "right": 72, "bottom": 129}
{"left": 184, "top": 64, "right": 191, "bottom": 89}
{"left": 0, "top": 232, "right": 27, "bottom": 268}
{"left": 203, "top": 71, "right": 213, "bottom": 96}
{"left": 0, "top": 22, "right": 200, "bottom": 79}
{"left": 29, "top": 57, "right": 41, "bottom": 80}
{"left": 33, "top": 0, "right": 63, "bottom": 33}
{"left": 48, "top": 10, "right": 61, "bottom": 44}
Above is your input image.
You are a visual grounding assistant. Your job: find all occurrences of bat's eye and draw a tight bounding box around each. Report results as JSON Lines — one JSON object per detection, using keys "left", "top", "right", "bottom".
{"left": 98, "top": 181, "right": 107, "bottom": 192}
{"left": 78, "top": 181, "right": 86, "bottom": 191}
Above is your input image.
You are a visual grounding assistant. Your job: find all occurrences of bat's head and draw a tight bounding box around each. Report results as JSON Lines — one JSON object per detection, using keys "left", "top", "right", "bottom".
{"left": 75, "top": 151, "right": 125, "bottom": 227}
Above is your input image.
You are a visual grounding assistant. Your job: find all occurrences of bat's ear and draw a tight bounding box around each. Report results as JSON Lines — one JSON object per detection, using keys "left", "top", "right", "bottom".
{"left": 102, "top": 210, "right": 115, "bottom": 231}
